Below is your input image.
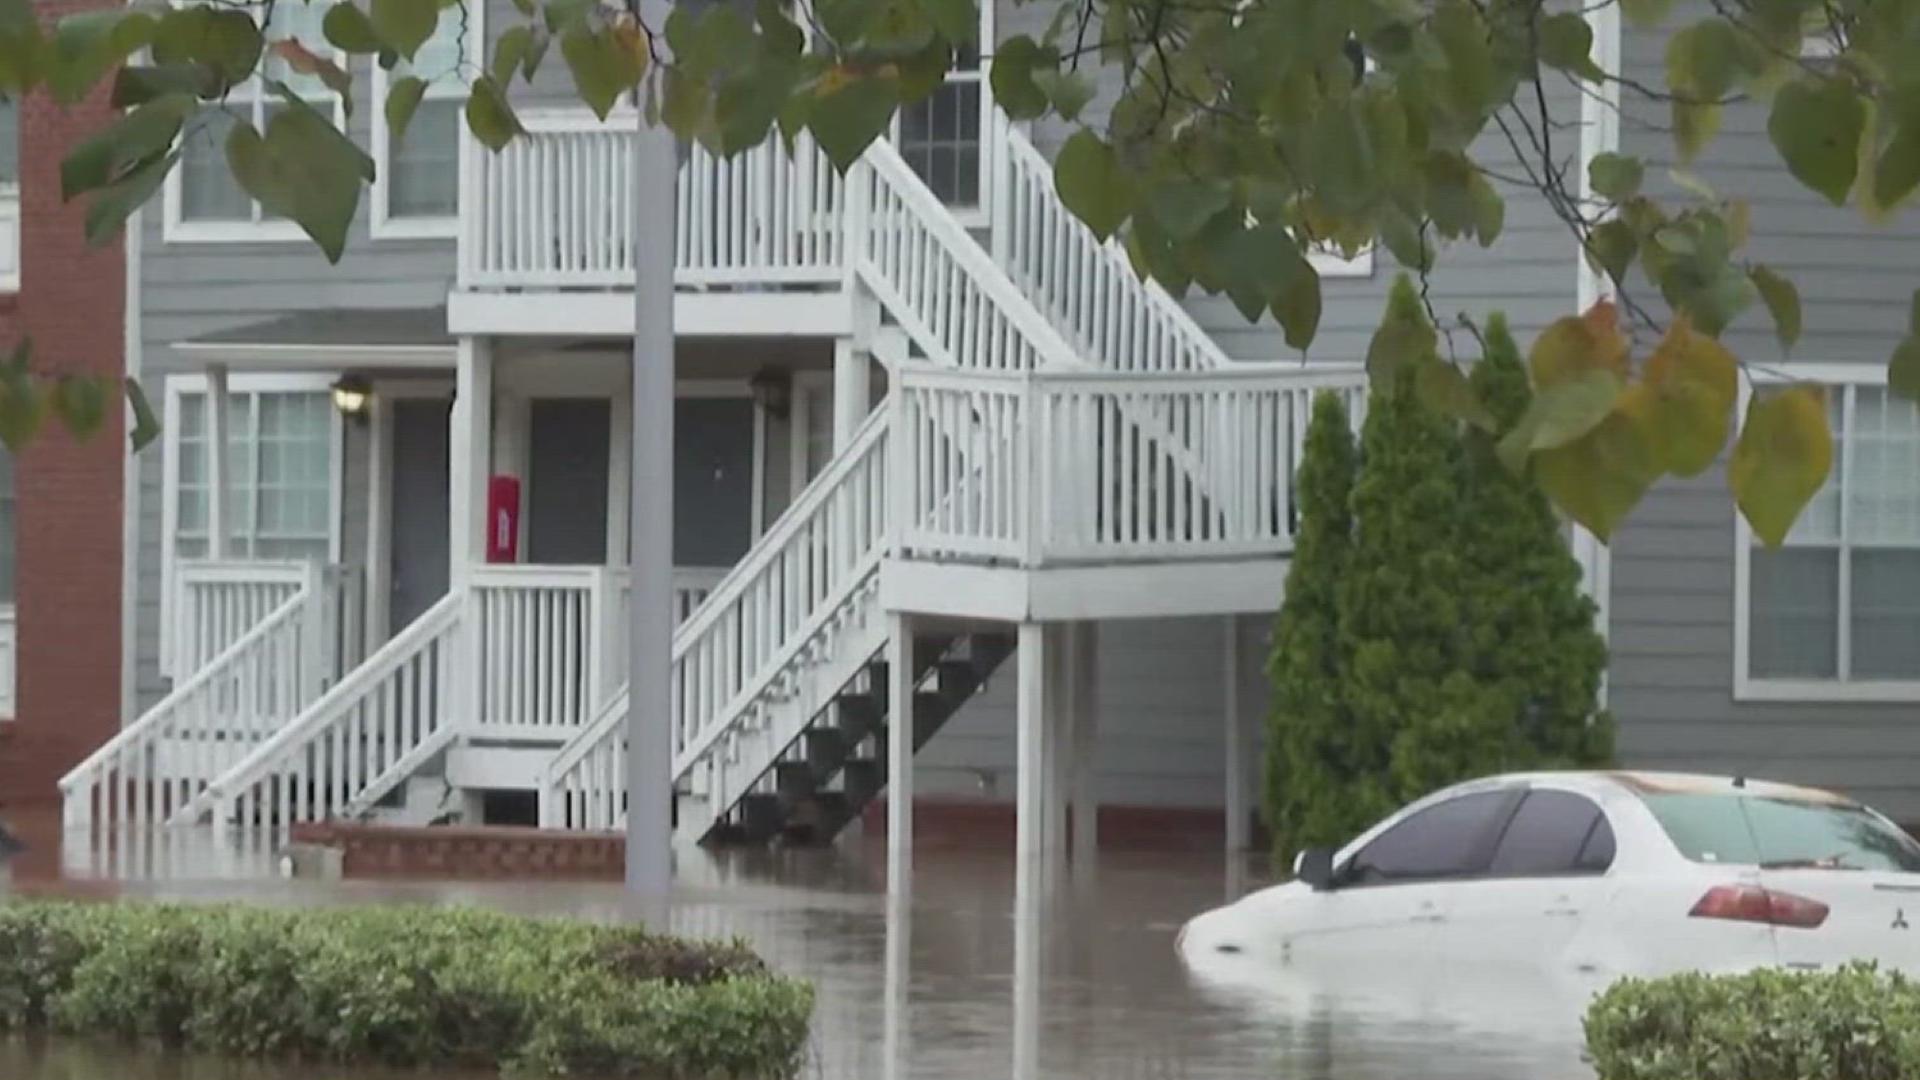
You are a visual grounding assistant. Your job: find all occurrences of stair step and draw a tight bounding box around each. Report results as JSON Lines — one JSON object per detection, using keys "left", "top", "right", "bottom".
{"left": 802, "top": 728, "right": 850, "bottom": 775}
{"left": 835, "top": 694, "right": 882, "bottom": 737}
{"left": 842, "top": 758, "right": 883, "bottom": 804}
{"left": 969, "top": 632, "right": 1017, "bottom": 669}
{"left": 733, "top": 793, "right": 783, "bottom": 843}
{"left": 774, "top": 761, "right": 817, "bottom": 801}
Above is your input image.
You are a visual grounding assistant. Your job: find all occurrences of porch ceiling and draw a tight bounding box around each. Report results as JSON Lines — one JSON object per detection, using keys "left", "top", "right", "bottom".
{"left": 176, "top": 306, "right": 456, "bottom": 371}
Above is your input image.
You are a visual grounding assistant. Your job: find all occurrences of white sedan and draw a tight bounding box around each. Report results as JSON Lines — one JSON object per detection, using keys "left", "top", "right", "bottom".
{"left": 1179, "top": 771, "right": 1920, "bottom": 990}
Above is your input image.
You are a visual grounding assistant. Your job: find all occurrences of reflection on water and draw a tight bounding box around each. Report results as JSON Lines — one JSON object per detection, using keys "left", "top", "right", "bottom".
{"left": 0, "top": 816, "right": 1593, "bottom": 1079}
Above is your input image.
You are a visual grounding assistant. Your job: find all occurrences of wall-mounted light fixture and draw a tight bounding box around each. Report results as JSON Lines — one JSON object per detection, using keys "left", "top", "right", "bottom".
{"left": 748, "top": 367, "right": 792, "bottom": 420}
{"left": 331, "top": 375, "right": 372, "bottom": 421}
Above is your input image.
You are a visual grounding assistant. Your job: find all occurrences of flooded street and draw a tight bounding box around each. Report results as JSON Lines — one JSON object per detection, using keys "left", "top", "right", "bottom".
{"left": 0, "top": 820, "right": 1594, "bottom": 1079}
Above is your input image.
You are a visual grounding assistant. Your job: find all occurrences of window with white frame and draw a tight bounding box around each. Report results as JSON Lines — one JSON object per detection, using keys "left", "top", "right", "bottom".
{"left": 373, "top": 5, "right": 473, "bottom": 234}
{"left": 1742, "top": 380, "right": 1920, "bottom": 691}
{"left": 0, "top": 99, "right": 19, "bottom": 292}
{"left": 170, "top": 2, "right": 342, "bottom": 234}
{"left": 170, "top": 387, "right": 336, "bottom": 561}
{"left": 0, "top": 447, "right": 15, "bottom": 605}
{"left": 896, "top": 44, "right": 983, "bottom": 210}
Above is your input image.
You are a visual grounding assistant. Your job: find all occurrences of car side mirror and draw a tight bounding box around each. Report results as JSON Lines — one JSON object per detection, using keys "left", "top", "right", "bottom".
{"left": 1293, "top": 846, "right": 1337, "bottom": 891}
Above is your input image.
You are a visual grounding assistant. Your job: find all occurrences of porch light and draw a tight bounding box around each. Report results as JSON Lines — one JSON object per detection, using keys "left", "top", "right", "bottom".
{"left": 749, "top": 367, "right": 792, "bottom": 419}
{"left": 331, "top": 375, "right": 372, "bottom": 420}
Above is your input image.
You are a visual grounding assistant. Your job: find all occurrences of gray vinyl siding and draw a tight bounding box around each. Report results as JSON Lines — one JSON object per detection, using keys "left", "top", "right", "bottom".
{"left": 994, "top": 0, "right": 1586, "bottom": 367}
{"left": 1608, "top": 9, "right": 1920, "bottom": 822}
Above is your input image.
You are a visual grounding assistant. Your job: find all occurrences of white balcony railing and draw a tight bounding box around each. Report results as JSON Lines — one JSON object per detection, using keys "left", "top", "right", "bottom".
{"left": 894, "top": 363, "right": 1368, "bottom": 566}
{"left": 460, "top": 110, "right": 845, "bottom": 290}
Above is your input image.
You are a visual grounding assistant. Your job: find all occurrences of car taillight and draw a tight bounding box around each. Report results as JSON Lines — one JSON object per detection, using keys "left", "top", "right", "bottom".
{"left": 1690, "top": 884, "right": 1830, "bottom": 928}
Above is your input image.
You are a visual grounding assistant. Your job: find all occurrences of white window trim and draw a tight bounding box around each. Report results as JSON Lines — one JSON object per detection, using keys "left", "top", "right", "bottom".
{"left": 1732, "top": 362, "right": 1920, "bottom": 702}
{"left": 161, "top": 6, "right": 350, "bottom": 245}
{"left": 370, "top": 1, "right": 481, "bottom": 240}
{"left": 891, "top": 0, "right": 993, "bottom": 228}
{"left": 158, "top": 372, "right": 346, "bottom": 682}
{"left": 0, "top": 180, "right": 19, "bottom": 294}
{"left": 1310, "top": 248, "right": 1374, "bottom": 278}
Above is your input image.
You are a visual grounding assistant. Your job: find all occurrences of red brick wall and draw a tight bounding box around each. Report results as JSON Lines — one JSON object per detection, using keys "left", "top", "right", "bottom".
{"left": 290, "top": 823, "right": 627, "bottom": 880}
{"left": 0, "top": 0, "right": 126, "bottom": 808}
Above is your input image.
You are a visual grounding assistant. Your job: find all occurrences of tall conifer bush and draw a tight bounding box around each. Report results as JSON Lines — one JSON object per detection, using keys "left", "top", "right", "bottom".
{"left": 1264, "top": 390, "right": 1358, "bottom": 862}
{"left": 1264, "top": 295, "right": 1614, "bottom": 864}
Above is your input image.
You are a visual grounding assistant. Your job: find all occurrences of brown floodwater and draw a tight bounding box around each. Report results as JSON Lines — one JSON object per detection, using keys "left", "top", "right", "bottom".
{"left": 0, "top": 815, "right": 1593, "bottom": 1079}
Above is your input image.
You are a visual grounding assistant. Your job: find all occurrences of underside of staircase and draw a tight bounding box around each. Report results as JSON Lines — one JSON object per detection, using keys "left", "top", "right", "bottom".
{"left": 710, "top": 629, "right": 1015, "bottom": 846}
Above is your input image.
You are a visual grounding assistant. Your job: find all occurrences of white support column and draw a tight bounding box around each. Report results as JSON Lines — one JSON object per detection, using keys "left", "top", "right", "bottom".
{"left": 887, "top": 612, "right": 915, "bottom": 892}
{"left": 1043, "top": 624, "right": 1070, "bottom": 869}
{"left": 883, "top": 611, "right": 914, "bottom": 1074}
{"left": 1070, "top": 621, "right": 1099, "bottom": 868}
{"left": 1223, "top": 614, "right": 1253, "bottom": 854}
{"left": 832, "top": 337, "right": 872, "bottom": 453}
{"left": 206, "top": 363, "right": 231, "bottom": 561}
{"left": 364, "top": 394, "right": 391, "bottom": 649}
{"left": 1015, "top": 621, "right": 1051, "bottom": 867}
{"left": 450, "top": 337, "right": 493, "bottom": 590}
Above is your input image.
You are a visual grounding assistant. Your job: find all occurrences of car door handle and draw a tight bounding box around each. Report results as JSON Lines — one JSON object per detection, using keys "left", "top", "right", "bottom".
{"left": 1543, "top": 907, "right": 1580, "bottom": 918}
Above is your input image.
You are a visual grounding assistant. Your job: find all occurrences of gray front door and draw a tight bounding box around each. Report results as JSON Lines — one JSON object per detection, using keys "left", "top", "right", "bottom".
{"left": 389, "top": 397, "right": 452, "bottom": 634}
{"left": 675, "top": 397, "right": 755, "bottom": 568}
{"left": 528, "top": 398, "right": 612, "bottom": 565}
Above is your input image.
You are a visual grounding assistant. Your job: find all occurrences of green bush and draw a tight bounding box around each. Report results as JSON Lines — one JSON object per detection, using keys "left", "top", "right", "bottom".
{"left": 1585, "top": 964, "right": 1920, "bottom": 1080}
{"left": 0, "top": 900, "right": 814, "bottom": 1078}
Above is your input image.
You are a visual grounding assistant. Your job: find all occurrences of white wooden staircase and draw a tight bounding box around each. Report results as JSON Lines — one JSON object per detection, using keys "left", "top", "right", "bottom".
{"left": 62, "top": 116, "right": 1364, "bottom": 843}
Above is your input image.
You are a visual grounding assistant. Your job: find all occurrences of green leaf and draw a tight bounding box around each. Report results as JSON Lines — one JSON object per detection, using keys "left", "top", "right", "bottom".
{"left": 1873, "top": 133, "right": 1920, "bottom": 210}
{"left": 150, "top": 7, "right": 261, "bottom": 88}
{"left": 1529, "top": 301, "right": 1629, "bottom": 389}
{"left": 385, "top": 76, "right": 428, "bottom": 140}
{"left": 1145, "top": 180, "right": 1230, "bottom": 241}
{"left": 989, "top": 35, "right": 1052, "bottom": 120}
{"left": 1534, "top": 389, "right": 1661, "bottom": 540}
{"left": 543, "top": 0, "right": 595, "bottom": 35}
{"left": 562, "top": 26, "right": 647, "bottom": 120}
{"left": 1272, "top": 253, "right": 1321, "bottom": 352}
{"left": 511, "top": 0, "right": 535, "bottom": 18}
{"left": 1307, "top": 97, "right": 1375, "bottom": 216}
{"left": 1620, "top": 0, "right": 1674, "bottom": 26}
{"left": 1749, "top": 264, "right": 1800, "bottom": 351}
{"left": 1032, "top": 68, "right": 1095, "bottom": 121}
{"left": 715, "top": 59, "right": 800, "bottom": 154}
{"left": 47, "top": 8, "right": 158, "bottom": 104}
{"left": 228, "top": 89, "right": 376, "bottom": 261}
{"left": 1732, "top": 386, "right": 1833, "bottom": 547}
{"left": 918, "top": 0, "right": 976, "bottom": 44}
{"left": 61, "top": 93, "right": 195, "bottom": 200}
{"left": 1769, "top": 77, "right": 1866, "bottom": 206}
{"left": 465, "top": 74, "right": 525, "bottom": 152}
{"left": 1053, "top": 131, "right": 1134, "bottom": 242}
{"left": 1587, "top": 219, "right": 1637, "bottom": 285}
{"left": 805, "top": 70, "right": 896, "bottom": 170}
{"left": 1539, "top": 12, "right": 1603, "bottom": 81}
{"left": 492, "top": 25, "right": 533, "bottom": 86}
{"left": 1890, "top": 337, "right": 1920, "bottom": 403}
{"left": 126, "top": 378, "right": 162, "bottom": 452}
{"left": 83, "top": 150, "right": 177, "bottom": 247}
{"left": 323, "top": 2, "right": 384, "bottom": 54}
{"left": 370, "top": 0, "right": 438, "bottom": 61}
{"left": 52, "top": 375, "right": 108, "bottom": 442}
{"left": 111, "top": 64, "right": 218, "bottom": 108}
{"left": 1365, "top": 275, "right": 1436, "bottom": 387}
{"left": 1432, "top": 0, "right": 1495, "bottom": 121}
{"left": 1672, "top": 101, "right": 1722, "bottom": 163}
{"left": 1498, "top": 368, "right": 1625, "bottom": 473}
{"left": 1588, "top": 152, "right": 1644, "bottom": 202}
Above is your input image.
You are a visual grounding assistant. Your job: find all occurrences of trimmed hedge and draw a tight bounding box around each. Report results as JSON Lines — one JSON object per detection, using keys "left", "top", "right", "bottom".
{"left": 1585, "top": 963, "right": 1920, "bottom": 1080}
{"left": 0, "top": 900, "right": 814, "bottom": 1078}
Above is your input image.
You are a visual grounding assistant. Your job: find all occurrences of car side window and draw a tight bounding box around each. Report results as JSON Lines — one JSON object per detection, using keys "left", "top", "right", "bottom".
{"left": 1489, "top": 790, "right": 1613, "bottom": 877}
{"left": 1343, "top": 791, "right": 1514, "bottom": 886}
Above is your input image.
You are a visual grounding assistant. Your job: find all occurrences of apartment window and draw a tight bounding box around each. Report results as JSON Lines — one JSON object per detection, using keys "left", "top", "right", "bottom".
{"left": 1741, "top": 380, "right": 1920, "bottom": 696}
{"left": 896, "top": 45, "right": 982, "bottom": 210}
{"left": 170, "top": 2, "right": 342, "bottom": 236}
{"left": 172, "top": 388, "right": 335, "bottom": 561}
{"left": 0, "top": 99, "right": 18, "bottom": 293}
{"left": 374, "top": 6, "right": 472, "bottom": 235}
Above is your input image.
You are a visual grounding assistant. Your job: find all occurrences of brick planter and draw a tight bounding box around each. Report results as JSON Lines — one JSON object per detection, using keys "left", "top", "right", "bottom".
{"left": 288, "top": 822, "right": 625, "bottom": 880}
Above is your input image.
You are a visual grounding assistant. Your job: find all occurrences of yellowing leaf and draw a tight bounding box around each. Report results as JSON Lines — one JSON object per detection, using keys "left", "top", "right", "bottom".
{"left": 1731, "top": 386, "right": 1833, "bottom": 546}
{"left": 1535, "top": 385, "right": 1661, "bottom": 540}
{"left": 1749, "top": 264, "right": 1800, "bottom": 351}
{"left": 1642, "top": 316, "right": 1737, "bottom": 476}
{"left": 370, "top": 0, "right": 437, "bottom": 61}
{"left": 1769, "top": 77, "right": 1865, "bottom": 206}
{"left": 1528, "top": 300, "right": 1629, "bottom": 389}
{"left": 1416, "top": 358, "right": 1496, "bottom": 431}
{"left": 385, "top": 75, "right": 428, "bottom": 140}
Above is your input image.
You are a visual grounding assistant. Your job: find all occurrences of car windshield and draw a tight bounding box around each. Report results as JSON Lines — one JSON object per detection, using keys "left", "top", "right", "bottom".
{"left": 1639, "top": 793, "right": 1920, "bottom": 872}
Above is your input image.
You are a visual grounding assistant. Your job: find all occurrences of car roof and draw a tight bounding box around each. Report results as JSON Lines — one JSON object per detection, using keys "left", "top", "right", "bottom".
{"left": 1439, "top": 769, "right": 1859, "bottom": 808}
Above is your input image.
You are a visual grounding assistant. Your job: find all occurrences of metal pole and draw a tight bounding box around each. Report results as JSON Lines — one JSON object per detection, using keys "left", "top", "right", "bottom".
{"left": 627, "top": 0, "right": 678, "bottom": 895}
